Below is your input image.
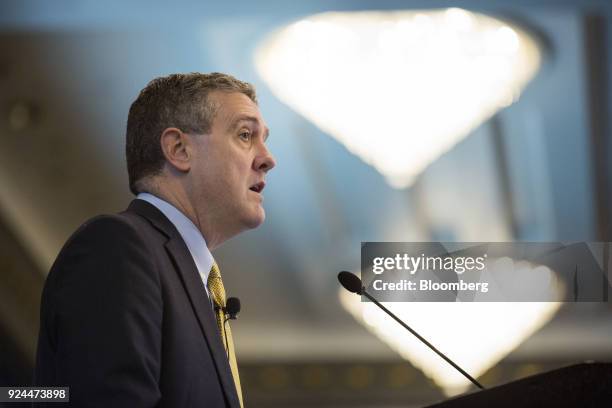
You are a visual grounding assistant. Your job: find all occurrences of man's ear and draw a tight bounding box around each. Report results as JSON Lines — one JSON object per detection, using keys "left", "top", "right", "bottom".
{"left": 160, "top": 127, "right": 191, "bottom": 172}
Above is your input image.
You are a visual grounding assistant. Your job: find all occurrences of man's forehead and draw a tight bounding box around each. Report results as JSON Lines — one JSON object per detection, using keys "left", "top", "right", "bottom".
{"left": 211, "top": 91, "right": 264, "bottom": 122}
{"left": 211, "top": 91, "right": 269, "bottom": 134}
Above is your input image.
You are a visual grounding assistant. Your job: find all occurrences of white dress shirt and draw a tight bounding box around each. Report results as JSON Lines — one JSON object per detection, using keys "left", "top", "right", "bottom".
{"left": 137, "top": 192, "right": 213, "bottom": 298}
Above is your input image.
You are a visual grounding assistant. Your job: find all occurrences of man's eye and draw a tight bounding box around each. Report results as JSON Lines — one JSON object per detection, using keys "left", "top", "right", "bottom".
{"left": 239, "top": 131, "right": 251, "bottom": 142}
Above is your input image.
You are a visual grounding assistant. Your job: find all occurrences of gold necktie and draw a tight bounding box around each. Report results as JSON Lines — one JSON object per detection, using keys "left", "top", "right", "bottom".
{"left": 208, "top": 261, "right": 244, "bottom": 408}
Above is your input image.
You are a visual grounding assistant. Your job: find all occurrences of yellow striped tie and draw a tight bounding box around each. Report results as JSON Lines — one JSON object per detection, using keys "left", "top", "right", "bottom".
{"left": 208, "top": 261, "right": 244, "bottom": 408}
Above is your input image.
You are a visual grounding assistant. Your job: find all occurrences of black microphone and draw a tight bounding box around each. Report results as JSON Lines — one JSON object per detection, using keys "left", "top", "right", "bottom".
{"left": 337, "top": 271, "right": 485, "bottom": 390}
{"left": 338, "top": 271, "right": 364, "bottom": 294}
{"left": 225, "top": 297, "right": 241, "bottom": 320}
{"left": 221, "top": 297, "right": 241, "bottom": 359}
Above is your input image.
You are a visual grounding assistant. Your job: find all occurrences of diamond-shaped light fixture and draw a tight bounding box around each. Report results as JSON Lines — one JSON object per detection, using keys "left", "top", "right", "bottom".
{"left": 255, "top": 9, "right": 542, "bottom": 188}
{"left": 339, "top": 259, "right": 563, "bottom": 395}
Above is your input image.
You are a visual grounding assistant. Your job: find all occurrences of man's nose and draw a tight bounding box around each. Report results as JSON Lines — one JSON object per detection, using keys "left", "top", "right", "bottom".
{"left": 253, "top": 144, "right": 276, "bottom": 172}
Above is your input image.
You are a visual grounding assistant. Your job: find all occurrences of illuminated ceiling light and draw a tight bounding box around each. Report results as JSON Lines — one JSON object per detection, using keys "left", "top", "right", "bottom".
{"left": 339, "top": 261, "right": 563, "bottom": 395}
{"left": 255, "top": 9, "right": 542, "bottom": 188}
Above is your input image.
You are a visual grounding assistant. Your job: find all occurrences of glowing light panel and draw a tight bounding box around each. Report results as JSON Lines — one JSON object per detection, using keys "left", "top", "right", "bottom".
{"left": 256, "top": 9, "right": 542, "bottom": 188}
{"left": 339, "top": 261, "right": 562, "bottom": 395}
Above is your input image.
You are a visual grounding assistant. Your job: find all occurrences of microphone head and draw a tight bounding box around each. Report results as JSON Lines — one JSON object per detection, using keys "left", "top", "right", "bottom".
{"left": 338, "top": 271, "right": 363, "bottom": 295}
{"left": 225, "top": 297, "right": 241, "bottom": 319}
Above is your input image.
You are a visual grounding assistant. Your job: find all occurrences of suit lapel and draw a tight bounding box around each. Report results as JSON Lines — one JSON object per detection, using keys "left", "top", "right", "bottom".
{"left": 127, "top": 199, "right": 241, "bottom": 408}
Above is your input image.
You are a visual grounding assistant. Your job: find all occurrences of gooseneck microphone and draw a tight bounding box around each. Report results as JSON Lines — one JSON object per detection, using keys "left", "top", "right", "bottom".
{"left": 338, "top": 271, "right": 485, "bottom": 390}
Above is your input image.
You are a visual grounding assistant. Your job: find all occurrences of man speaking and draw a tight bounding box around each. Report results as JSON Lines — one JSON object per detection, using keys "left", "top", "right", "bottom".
{"left": 33, "top": 72, "right": 276, "bottom": 407}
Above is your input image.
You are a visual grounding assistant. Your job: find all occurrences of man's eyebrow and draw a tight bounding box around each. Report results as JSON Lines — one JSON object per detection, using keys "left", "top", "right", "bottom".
{"left": 229, "top": 115, "right": 270, "bottom": 141}
{"left": 229, "top": 115, "right": 258, "bottom": 130}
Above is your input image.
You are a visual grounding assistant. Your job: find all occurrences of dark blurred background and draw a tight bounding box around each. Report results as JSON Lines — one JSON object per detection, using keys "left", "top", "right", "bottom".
{"left": 0, "top": 0, "right": 611, "bottom": 407}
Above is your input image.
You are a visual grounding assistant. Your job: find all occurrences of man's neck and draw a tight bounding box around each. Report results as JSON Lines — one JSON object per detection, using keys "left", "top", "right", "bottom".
{"left": 144, "top": 187, "right": 224, "bottom": 250}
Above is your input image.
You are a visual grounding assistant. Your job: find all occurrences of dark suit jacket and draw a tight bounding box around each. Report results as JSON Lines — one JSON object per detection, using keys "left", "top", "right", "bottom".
{"left": 33, "top": 199, "right": 241, "bottom": 407}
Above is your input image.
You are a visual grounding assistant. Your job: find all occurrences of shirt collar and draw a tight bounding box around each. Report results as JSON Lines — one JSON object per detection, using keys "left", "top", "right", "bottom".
{"left": 136, "top": 192, "right": 214, "bottom": 287}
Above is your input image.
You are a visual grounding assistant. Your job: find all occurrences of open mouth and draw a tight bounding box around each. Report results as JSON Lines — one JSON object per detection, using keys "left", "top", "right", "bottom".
{"left": 249, "top": 181, "right": 265, "bottom": 193}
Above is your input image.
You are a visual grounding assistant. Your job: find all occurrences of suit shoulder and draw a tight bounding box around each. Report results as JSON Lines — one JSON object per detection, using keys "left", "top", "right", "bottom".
{"left": 47, "top": 213, "right": 158, "bottom": 288}
{"left": 73, "top": 213, "right": 142, "bottom": 240}
{"left": 58, "top": 212, "right": 156, "bottom": 254}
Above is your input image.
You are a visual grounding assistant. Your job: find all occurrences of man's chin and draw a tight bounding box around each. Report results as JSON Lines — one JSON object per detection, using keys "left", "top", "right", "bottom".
{"left": 244, "top": 209, "right": 266, "bottom": 229}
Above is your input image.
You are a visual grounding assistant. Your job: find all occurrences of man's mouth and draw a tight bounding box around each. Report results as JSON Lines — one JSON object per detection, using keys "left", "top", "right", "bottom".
{"left": 249, "top": 181, "right": 265, "bottom": 193}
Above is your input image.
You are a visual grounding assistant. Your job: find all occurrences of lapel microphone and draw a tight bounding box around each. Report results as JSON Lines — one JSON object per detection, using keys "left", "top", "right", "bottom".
{"left": 224, "top": 297, "right": 241, "bottom": 320}
{"left": 219, "top": 297, "right": 241, "bottom": 359}
{"left": 338, "top": 271, "right": 484, "bottom": 390}
{"left": 214, "top": 297, "right": 240, "bottom": 320}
